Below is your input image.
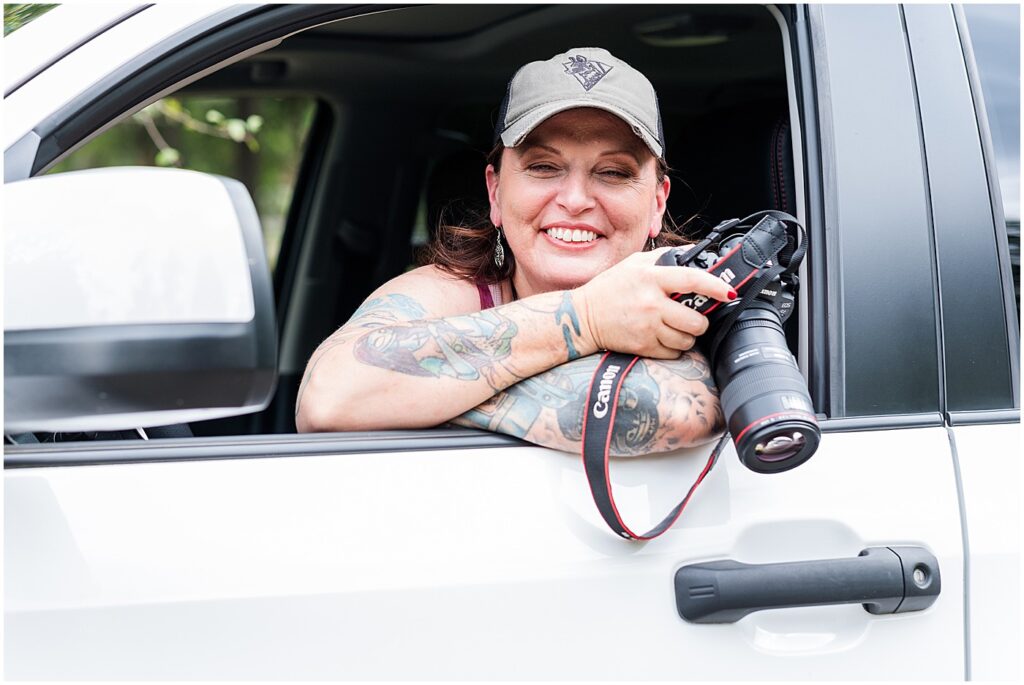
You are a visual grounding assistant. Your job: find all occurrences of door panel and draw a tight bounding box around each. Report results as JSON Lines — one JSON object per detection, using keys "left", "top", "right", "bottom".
{"left": 950, "top": 421, "right": 1020, "bottom": 680}
{"left": 904, "top": 4, "right": 1016, "bottom": 411}
{"left": 810, "top": 4, "right": 942, "bottom": 416}
{"left": 6, "top": 425, "right": 962, "bottom": 678}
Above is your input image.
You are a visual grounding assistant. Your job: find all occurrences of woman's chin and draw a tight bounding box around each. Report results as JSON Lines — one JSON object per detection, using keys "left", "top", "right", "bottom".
{"left": 526, "top": 256, "right": 608, "bottom": 291}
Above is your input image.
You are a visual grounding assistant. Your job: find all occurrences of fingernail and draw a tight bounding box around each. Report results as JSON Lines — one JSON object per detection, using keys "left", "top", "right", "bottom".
{"left": 728, "top": 289, "right": 738, "bottom": 300}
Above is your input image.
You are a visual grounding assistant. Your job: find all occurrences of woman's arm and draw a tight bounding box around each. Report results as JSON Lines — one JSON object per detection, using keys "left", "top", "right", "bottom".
{"left": 296, "top": 253, "right": 734, "bottom": 433}
{"left": 450, "top": 350, "right": 725, "bottom": 456}
{"left": 295, "top": 267, "right": 596, "bottom": 432}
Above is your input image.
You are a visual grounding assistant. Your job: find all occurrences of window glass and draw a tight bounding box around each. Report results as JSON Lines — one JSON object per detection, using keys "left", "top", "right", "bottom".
{"left": 49, "top": 96, "right": 317, "bottom": 272}
{"left": 964, "top": 4, "right": 1020, "bottom": 312}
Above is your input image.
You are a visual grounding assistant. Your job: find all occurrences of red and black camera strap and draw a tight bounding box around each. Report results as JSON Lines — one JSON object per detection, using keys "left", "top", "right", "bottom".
{"left": 581, "top": 350, "right": 731, "bottom": 540}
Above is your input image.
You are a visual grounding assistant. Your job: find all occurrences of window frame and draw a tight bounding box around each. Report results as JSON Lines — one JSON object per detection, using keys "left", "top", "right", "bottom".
{"left": 954, "top": 4, "right": 1021, "bottom": 411}
{"left": 807, "top": 4, "right": 947, "bottom": 422}
{"left": 6, "top": 4, "right": 879, "bottom": 458}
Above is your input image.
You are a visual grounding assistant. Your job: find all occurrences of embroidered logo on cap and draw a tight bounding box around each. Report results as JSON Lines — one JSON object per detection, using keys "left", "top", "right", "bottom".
{"left": 562, "top": 55, "right": 613, "bottom": 92}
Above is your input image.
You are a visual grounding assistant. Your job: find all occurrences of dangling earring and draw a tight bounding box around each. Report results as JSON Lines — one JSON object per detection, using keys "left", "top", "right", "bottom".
{"left": 494, "top": 227, "right": 506, "bottom": 268}
{"left": 647, "top": 237, "right": 656, "bottom": 251}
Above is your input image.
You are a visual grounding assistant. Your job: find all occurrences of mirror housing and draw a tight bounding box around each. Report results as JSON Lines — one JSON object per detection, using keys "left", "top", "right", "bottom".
{"left": 4, "top": 167, "right": 277, "bottom": 433}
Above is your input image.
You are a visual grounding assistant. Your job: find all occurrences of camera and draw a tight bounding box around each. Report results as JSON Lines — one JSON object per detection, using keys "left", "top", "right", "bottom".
{"left": 657, "top": 211, "right": 820, "bottom": 474}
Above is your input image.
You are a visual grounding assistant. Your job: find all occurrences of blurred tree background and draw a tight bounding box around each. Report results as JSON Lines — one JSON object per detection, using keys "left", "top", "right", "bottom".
{"left": 5, "top": 3, "right": 56, "bottom": 35}
{"left": 8, "top": 3, "right": 317, "bottom": 270}
{"left": 49, "top": 96, "right": 318, "bottom": 271}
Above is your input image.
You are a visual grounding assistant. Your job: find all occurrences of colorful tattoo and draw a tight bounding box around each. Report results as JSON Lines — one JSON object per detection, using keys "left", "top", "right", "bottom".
{"left": 348, "top": 294, "right": 428, "bottom": 326}
{"left": 514, "top": 291, "right": 588, "bottom": 362}
{"left": 555, "top": 292, "right": 585, "bottom": 361}
{"left": 296, "top": 294, "right": 429, "bottom": 417}
{"left": 455, "top": 350, "right": 723, "bottom": 456}
{"left": 353, "top": 308, "right": 521, "bottom": 389}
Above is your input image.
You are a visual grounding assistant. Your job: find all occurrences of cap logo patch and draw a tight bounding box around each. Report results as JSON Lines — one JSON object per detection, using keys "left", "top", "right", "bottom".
{"left": 563, "top": 55, "right": 613, "bottom": 92}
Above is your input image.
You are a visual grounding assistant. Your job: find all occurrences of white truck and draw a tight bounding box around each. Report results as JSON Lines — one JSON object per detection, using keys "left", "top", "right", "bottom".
{"left": 4, "top": 3, "right": 1019, "bottom": 679}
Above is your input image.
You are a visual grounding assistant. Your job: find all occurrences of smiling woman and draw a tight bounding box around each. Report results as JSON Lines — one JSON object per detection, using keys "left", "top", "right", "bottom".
{"left": 296, "top": 47, "right": 736, "bottom": 455}
{"left": 486, "top": 108, "right": 667, "bottom": 294}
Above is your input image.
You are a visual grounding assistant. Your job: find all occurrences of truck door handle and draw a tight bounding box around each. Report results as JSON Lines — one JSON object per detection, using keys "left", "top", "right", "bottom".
{"left": 674, "top": 546, "right": 940, "bottom": 624}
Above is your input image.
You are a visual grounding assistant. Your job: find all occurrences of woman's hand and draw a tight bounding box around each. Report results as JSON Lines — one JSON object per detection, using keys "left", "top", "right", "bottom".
{"left": 574, "top": 247, "right": 736, "bottom": 359}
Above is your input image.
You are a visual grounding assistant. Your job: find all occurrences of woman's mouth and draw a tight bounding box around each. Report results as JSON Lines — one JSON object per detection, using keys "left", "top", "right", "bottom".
{"left": 544, "top": 227, "right": 600, "bottom": 244}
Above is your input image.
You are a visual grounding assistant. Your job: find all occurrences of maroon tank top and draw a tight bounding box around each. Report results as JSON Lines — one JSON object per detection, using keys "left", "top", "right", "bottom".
{"left": 476, "top": 279, "right": 494, "bottom": 309}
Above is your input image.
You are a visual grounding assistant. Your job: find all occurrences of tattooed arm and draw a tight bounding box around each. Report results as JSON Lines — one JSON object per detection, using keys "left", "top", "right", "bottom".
{"left": 450, "top": 351, "right": 725, "bottom": 456}
{"left": 296, "top": 253, "right": 734, "bottom": 437}
{"left": 295, "top": 266, "right": 597, "bottom": 432}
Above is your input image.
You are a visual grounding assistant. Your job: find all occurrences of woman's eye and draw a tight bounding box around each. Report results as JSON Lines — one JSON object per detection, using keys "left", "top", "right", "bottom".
{"left": 599, "top": 168, "right": 632, "bottom": 179}
{"left": 527, "top": 163, "right": 558, "bottom": 173}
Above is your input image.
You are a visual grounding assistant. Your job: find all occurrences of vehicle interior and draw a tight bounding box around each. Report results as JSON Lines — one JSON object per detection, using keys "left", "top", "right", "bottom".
{"left": 34, "top": 4, "right": 801, "bottom": 440}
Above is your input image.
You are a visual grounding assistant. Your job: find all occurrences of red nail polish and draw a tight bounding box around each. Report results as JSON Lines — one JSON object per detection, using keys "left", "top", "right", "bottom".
{"left": 728, "top": 289, "right": 738, "bottom": 300}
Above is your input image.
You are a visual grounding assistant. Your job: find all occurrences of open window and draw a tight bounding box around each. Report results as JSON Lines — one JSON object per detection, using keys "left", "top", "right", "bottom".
{"left": 272, "top": 4, "right": 806, "bottom": 434}
{"left": 8, "top": 4, "right": 811, "bottom": 444}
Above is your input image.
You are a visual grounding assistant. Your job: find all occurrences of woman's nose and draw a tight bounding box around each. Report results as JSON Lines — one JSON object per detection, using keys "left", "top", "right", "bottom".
{"left": 555, "top": 170, "right": 596, "bottom": 215}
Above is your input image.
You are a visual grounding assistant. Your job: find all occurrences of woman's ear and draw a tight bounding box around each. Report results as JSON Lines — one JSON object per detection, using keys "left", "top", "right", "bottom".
{"left": 651, "top": 174, "right": 670, "bottom": 238}
{"left": 485, "top": 165, "right": 502, "bottom": 228}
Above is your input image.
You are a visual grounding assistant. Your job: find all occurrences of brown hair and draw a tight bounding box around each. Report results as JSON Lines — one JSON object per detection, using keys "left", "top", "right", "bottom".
{"left": 419, "top": 143, "right": 694, "bottom": 285}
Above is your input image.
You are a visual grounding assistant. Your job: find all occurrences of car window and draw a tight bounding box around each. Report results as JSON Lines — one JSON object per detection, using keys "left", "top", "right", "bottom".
{"left": 12, "top": 5, "right": 820, "bottom": 442}
{"left": 48, "top": 95, "right": 318, "bottom": 273}
{"left": 963, "top": 4, "right": 1020, "bottom": 314}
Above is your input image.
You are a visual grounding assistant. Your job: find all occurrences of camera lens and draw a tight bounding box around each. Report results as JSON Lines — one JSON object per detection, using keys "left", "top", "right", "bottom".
{"left": 709, "top": 301, "right": 820, "bottom": 474}
{"left": 754, "top": 431, "right": 806, "bottom": 462}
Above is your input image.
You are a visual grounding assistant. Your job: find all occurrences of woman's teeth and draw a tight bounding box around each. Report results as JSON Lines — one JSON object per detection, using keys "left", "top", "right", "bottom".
{"left": 545, "top": 227, "right": 598, "bottom": 243}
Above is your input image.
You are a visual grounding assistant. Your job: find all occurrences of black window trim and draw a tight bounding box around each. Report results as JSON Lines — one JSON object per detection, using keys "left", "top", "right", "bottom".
{"left": 807, "top": 4, "right": 960, "bottom": 419}
{"left": 274, "top": 99, "right": 334, "bottom": 323}
{"left": 952, "top": 4, "right": 1021, "bottom": 407}
{"left": 901, "top": 4, "right": 950, "bottom": 421}
{"left": 790, "top": 4, "right": 831, "bottom": 418}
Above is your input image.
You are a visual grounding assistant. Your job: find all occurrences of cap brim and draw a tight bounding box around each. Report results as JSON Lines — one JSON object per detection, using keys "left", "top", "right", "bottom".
{"left": 499, "top": 100, "right": 663, "bottom": 159}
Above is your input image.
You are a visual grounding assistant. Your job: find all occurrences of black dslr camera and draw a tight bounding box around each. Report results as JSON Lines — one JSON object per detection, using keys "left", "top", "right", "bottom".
{"left": 657, "top": 211, "right": 819, "bottom": 473}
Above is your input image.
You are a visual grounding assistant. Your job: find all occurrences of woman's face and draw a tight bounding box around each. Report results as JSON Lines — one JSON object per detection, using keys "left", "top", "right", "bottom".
{"left": 485, "top": 108, "right": 669, "bottom": 296}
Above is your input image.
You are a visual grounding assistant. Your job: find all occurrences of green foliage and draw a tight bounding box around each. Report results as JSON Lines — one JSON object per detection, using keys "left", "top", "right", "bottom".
{"left": 154, "top": 148, "right": 180, "bottom": 167}
{"left": 49, "top": 96, "right": 317, "bottom": 271}
{"left": 4, "top": 3, "right": 57, "bottom": 36}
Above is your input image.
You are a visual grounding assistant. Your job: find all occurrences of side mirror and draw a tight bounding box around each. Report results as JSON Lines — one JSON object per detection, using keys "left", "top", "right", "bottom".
{"left": 4, "top": 167, "right": 277, "bottom": 433}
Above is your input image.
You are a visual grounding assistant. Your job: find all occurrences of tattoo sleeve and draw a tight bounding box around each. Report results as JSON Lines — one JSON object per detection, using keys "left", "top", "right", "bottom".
{"left": 297, "top": 289, "right": 594, "bottom": 423}
{"left": 354, "top": 308, "right": 520, "bottom": 387}
{"left": 296, "top": 294, "right": 430, "bottom": 417}
{"left": 452, "top": 350, "right": 725, "bottom": 457}
{"left": 349, "top": 291, "right": 592, "bottom": 390}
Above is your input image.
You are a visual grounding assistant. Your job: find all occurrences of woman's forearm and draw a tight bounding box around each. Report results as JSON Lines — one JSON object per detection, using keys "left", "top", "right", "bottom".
{"left": 450, "top": 351, "right": 725, "bottom": 456}
{"left": 295, "top": 290, "right": 596, "bottom": 432}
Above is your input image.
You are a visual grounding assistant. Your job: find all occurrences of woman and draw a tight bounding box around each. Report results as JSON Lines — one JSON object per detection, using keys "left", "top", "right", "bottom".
{"left": 295, "top": 47, "right": 736, "bottom": 456}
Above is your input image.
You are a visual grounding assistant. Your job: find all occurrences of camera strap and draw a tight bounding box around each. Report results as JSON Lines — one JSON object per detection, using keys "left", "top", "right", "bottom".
{"left": 581, "top": 350, "right": 731, "bottom": 540}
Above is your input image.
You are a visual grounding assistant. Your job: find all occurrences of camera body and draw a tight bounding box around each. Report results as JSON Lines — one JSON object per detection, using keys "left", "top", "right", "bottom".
{"left": 657, "top": 212, "right": 819, "bottom": 473}
{"left": 680, "top": 236, "right": 796, "bottom": 325}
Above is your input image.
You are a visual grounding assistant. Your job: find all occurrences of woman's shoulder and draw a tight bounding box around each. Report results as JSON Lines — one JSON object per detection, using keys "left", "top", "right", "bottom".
{"left": 366, "top": 265, "right": 484, "bottom": 317}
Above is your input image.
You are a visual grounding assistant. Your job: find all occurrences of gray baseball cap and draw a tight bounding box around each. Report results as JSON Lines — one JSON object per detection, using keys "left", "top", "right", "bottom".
{"left": 494, "top": 47, "right": 666, "bottom": 160}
